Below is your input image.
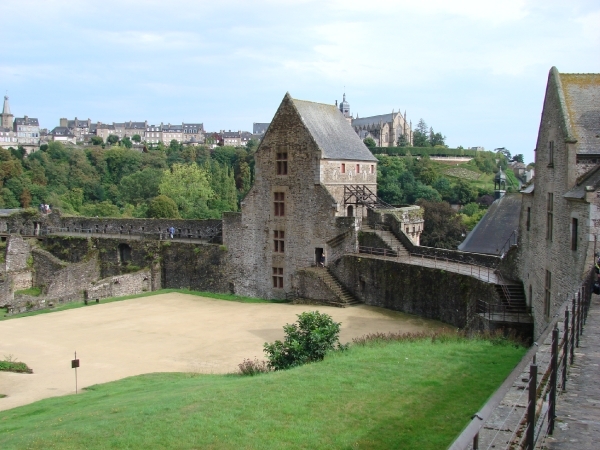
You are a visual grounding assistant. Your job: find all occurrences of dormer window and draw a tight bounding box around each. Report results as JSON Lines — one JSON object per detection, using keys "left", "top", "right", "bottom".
{"left": 276, "top": 151, "right": 288, "bottom": 175}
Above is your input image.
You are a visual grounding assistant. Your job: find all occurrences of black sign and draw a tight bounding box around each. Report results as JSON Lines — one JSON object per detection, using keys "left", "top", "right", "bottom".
{"left": 71, "top": 359, "right": 80, "bottom": 368}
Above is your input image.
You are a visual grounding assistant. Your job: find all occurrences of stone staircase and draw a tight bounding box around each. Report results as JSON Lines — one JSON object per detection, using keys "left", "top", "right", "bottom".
{"left": 494, "top": 282, "right": 529, "bottom": 314}
{"left": 301, "top": 267, "right": 361, "bottom": 307}
{"left": 361, "top": 225, "right": 410, "bottom": 257}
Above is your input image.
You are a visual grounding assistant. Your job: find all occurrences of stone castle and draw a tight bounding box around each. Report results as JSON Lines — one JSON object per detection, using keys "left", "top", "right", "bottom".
{"left": 1, "top": 68, "right": 598, "bottom": 342}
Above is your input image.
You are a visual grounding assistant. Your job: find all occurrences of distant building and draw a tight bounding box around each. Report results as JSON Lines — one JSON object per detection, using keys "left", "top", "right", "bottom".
{"left": 253, "top": 122, "right": 270, "bottom": 135}
{"left": 0, "top": 96, "right": 40, "bottom": 151}
{"left": 49, "top": 127, "right": 76, "bottom": 145}
{"left": 336, "top": 93, "right": 413, "bottom": 147}
{"left": 59, "top": 118, "right": 91, "bottom": 143}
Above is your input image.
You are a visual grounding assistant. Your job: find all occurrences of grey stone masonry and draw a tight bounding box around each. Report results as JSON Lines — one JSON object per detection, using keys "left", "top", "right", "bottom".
{"left": 518, "top": 68, "right": 600, "bottom": 339}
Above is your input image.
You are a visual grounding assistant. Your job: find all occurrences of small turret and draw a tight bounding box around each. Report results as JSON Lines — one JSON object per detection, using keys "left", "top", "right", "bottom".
{"left": 494, "top": 168, "right": 507, "bottom": 199}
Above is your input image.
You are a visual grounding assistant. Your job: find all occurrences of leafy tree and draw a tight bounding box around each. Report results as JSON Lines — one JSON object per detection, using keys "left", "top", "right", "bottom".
{"left": 363, "top": 137, "right": 376, "bottom": 149}
{"left": 396, "top": 133, "right": 408, "bottom": 147}
{"left": 495, "top": 147, "right": 511, "bottom": 161}
{"left": 80, "top": 200, "right": 121, "bottom": 217}
{"left": 212, "top": 146, "right": 238, "bottom": 167}
{"left": 19, "top": 189, "right": 32, "bottom": 208}
{"left": 118, "top": 168, "right": 162, "bottom": 205}
{"left": 1, "top": 188, "right": 19, "bottom": 208}
{"left": 263, "top": 311, "right": 343, "bottom": 371}
{"left": 246, "top": 139, "right": 259, "bottom": 153}
{"left": 413, "top": 119, "right": 430, "bottom": 147}
{"left": 512, "top": 154, "right": 524, "bottom": 163}
{"left": 131, "top": 134, "right": 142, "bottom": 143}
{"left": 106, "top": 135, "right": 119, "bottom": 145}
{"left": 433, "top": 177, "right": 452, "bottom": 200}
{"left": 159, "top": 163, "right": 214, "bottom": 219}
{"left": 461, "top": 202, "right": 480, "bottom": 217}
{"left": 39, "top": 144, "right": 48, "bottom": 151}
{"left": 417, "top": 199, "right": 466, "bottom": 249}
{"left": 121, "top": 137, "right": 133, "bottom": 149}
{"left": 147, "top": 194, "right": 180, "bottom": 219}
{"left": 453, "top": 178, "right": 477, "bottom": 204}
{"left": 90, "top": 136, "right": 103, "bottom": 145}
{"left": 429, "top": 128, "right": 446, "bottom": 147}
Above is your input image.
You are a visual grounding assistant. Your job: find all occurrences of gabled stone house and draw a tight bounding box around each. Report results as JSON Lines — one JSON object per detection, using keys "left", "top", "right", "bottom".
{"left": 224, "top": 93, "right": 378, "bottom": 299}
{"left": 518, "top": 67, "right": 600, "bottom": 336}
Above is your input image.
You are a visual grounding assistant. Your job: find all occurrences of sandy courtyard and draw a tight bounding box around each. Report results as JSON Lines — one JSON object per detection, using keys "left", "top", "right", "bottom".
{"left": 0, "top": 293, "right": 444, "bottom": 411}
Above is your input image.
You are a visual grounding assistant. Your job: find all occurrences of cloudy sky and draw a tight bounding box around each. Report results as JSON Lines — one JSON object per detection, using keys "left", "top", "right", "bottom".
{"left": 2, "top": 0, "right": 598, "bottom": 162}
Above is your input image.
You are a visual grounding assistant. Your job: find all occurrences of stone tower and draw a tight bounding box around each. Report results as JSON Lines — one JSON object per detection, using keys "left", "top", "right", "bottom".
{"left": 1, "top": 95, "right": 14, "bottom": 129}
{"left": 338, "top": 93, "right": 351, "bottom": 119}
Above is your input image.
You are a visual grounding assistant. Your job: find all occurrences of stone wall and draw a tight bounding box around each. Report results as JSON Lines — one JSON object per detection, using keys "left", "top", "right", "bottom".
{"left": 32, "top": 247, "right": 100, "bottom": 298}
{"left": 517, "top": 70, "right": 598, "bottom": 338}
{"left": 330, "top": 255, "right": 501, "bottom": 329}
{"left": 0, "top": 210, "right": 222, "bottom": 243}
{"left": 5, "top": 236, "right": 31, "bottom": 272}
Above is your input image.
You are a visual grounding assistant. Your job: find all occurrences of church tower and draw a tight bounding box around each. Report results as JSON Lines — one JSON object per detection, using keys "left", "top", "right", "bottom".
{"left": 338, "top": 93, "right": 351, "bottom": 120}
{"left": 1, "top": 95, "right": 14, "bottom": 129}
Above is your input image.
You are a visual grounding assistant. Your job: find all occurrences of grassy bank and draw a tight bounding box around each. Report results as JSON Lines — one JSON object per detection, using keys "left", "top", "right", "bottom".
{"left": 0, "top": 336, "right": 525, "bottom": 449}
{"left": 0, "top": 289, "right": 287, "bottom": 322}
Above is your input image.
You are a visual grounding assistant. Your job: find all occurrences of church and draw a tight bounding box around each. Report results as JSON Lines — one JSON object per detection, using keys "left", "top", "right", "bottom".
{"left": 335, "top": 93, "right": 413, "bottom": 147}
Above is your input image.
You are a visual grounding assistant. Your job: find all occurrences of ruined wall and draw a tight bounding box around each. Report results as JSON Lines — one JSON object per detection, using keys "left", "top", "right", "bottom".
{"left": 330, "top": 255, "right": 501, "bottom": 329}
{"left": 32, "top": 247, "right": 100, "bottom": 298}
{"left": 161, "top": 242, "right": 230, "bottom": 292}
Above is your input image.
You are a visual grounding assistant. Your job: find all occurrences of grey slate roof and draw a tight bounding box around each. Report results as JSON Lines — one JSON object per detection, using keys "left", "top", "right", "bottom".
{"left": 559, "top": 73, "right": 600, "bottom": 154}
{"left": 253, "top": 122, "right": 270, "bottom": 134}
{"left": 458, "top": 194, "right": 522, "bottom": 255}
{"left": 351, "top": 113, "right": 395, "bottom": 128}
{"left": 50, "top": 126, "right": 75, "bottom": 137}
{"left": 290, "top": 95, "right": 377, "bottom": 162}
{"left": 564, "top": 166, "right": 600, "bottom": 200}
{"left": 14, "top": 117, "right": 39, "bottom": 126}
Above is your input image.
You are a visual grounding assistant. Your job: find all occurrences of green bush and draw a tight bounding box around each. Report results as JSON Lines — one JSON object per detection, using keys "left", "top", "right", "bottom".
{"left": 263, "top": 311, "right": 344, "bottom": 370}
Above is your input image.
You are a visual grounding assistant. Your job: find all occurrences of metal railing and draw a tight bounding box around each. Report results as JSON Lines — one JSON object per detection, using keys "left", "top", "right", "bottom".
{"left": 41, "top": 226, "right": 222, "bottom": 243}
{"left": 497, "top": 229, "right": 518, "bottom": 256}
{"left": 451, "top": 270, "right": 594, "bottom": 450}
{"left": 476, "top": 299, "right": 532, "bottom": 324}
{"left": 357, "top": 245, "right": 497, "bottom": 283}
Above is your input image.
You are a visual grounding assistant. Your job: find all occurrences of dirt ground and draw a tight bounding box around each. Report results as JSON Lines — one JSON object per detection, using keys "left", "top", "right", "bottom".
{"left": 0, "top": 293, "right": 445, "bottom": 411}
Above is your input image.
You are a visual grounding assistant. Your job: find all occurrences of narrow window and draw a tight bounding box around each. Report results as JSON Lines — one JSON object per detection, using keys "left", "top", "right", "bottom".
{"left": 548, "top": 140, "right": 554, "bottom": 167}
{"left": 356, "top": 164, "right": 360, "bottom": 174}
{"left": 276, "top": 151, "right": 288, "bottom": 175}
{"left": 274, "top": 230, "right": 285, "bottom": 253}
{"left": 571, "top": 218, "right": 578, "bottom": 251}
{"left": 274, "top": 192, "right": 285, "bottom": 217}
{"left": 529, "top": 285, "right": 532, "bottom": 308}
{"left": 370, "top": 165, "right": 374, "bottom": 174}
{"left": 272, "top": 267, "right": 284, "bottom": 289}
{"left": 526, "top": 207, "right": 531, "bottom": 231}
{"left": 544, "top": 270, "right": 552, "bottom": 318}
{"left": 341, "top": 163, "right": 346, "bottom": 174}
{"left": 546, "top": 193, "right": 553, "bottom": 241}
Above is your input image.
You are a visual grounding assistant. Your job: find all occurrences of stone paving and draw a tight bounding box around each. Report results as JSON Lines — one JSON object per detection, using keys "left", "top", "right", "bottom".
{"left": 542, "top": 294, "right": 600, "bottom": 449}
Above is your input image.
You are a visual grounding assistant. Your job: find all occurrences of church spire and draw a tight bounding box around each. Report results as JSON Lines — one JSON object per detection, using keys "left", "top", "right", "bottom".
{"left": 2, "top": 95, "right": 11, "bottom": 115}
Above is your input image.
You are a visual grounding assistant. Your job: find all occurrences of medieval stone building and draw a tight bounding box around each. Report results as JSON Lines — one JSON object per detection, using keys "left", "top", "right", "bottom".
{"left": 334, "top": 93, "right": 413, "bottom": 147}
{"left": 224, "top": 93, "right": 378, "bottom": 299}
{"left": 518, "top": 67, "right": 600, "bottom": 336}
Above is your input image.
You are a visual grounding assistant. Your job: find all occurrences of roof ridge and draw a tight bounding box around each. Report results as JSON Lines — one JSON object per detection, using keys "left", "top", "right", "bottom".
{"left": 550, "top": 67, "right": 577, "bottom": 144}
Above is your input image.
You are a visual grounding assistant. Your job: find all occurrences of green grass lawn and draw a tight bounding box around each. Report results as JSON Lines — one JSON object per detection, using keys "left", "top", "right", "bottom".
{"left": 0, "top": 289, "right": 287, "bottom": 322}
{"left": 0, "top": 337, "right": 525, "bottom": 449}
